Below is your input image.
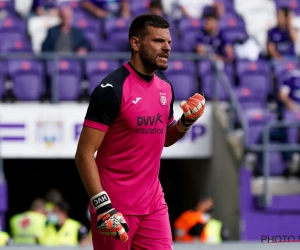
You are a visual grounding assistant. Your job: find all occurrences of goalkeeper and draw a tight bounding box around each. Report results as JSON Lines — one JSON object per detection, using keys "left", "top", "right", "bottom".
{"left": 75, "top": 14, "right": 206, "bottom": 250}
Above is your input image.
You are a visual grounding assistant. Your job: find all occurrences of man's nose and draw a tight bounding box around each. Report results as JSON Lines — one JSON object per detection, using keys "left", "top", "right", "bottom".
{"left": 163, "top": 41, "right": 171, "bottom": 51}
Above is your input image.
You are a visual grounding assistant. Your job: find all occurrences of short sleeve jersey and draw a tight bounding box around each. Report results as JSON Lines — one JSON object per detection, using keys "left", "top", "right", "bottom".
{"left": 197, "top": 29, "right": 230, "bottom": 56}
{"left": 84, "top": 62, "right": 175, "bottom": 215}
{"left": 267, "top": 27, "right": 295, "bottom": 56}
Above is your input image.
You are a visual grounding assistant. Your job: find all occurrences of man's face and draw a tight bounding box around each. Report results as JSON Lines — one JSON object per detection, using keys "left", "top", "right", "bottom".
{"left": 278, "top": 9, "right": 288, "bottom": 28}
{"left": 204, "top": 17, "right": 218, "bottom": 33}
{"left": 60, "top": 7, "right": 73, "bottom": 27}
{"left": 139, "top": 26, "right": 171, "bottom": 71}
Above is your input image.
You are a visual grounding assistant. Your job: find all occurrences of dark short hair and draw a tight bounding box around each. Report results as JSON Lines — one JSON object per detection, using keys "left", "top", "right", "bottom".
{"left": 54, "top": 200, "right": 70, "bottom": 214}
{"left": 278, "top": 7, "right": 291, "bottom": 17}
{"left": 150, "top": 0, "right": 163, "bottom": 9}
{"left": 128, "top": 14, "right": 170, "bottom": 41}
{"left": 202, "top": 6, "right": 218, "bottom": 19}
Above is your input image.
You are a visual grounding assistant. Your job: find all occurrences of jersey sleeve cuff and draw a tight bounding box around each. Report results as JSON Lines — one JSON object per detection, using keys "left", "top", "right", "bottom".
{"left": 83, "top": 119, "right": 108, "bottom": 132}
{"left": 167, "top": 116, "right": 175, "bottom": 126}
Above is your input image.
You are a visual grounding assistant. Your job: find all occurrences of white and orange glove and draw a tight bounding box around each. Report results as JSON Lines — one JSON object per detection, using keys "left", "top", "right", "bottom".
{"left": 176, "top": 93, "right": 205, "bottom": 133}
{"left": 91, "top": 191, "right": 129, "bottom": 242}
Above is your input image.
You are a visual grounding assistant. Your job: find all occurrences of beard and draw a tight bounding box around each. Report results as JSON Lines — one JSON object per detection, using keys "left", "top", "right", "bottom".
{"left": 139, "top": 46, "right": 168, "bottom": 71}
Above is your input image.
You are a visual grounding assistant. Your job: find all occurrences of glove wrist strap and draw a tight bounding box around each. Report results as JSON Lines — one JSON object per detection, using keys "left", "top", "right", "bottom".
{"left": 176, "top": 118, "right": 191, "bottom": 133}
{"left": 91, "top": 191, "right": 113, "bottom": 215}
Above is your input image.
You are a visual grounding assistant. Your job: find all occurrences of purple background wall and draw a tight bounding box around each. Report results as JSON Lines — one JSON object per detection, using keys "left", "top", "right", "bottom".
{"left": 0, "top": 182, "right": 8, "bottom": 230}
{"left": 239, "top": 167, "right": 300, "bottom": 240}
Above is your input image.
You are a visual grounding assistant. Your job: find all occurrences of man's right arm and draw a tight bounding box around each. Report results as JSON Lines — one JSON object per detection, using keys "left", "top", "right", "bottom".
{"left": 75, "top": 84, "right": 129, "bottom": 241}
{"left": 75, "top": 84, "right": 120, "bottom": 198}
{"left": 75, "top": 127, "right": 105, "bottom": 198}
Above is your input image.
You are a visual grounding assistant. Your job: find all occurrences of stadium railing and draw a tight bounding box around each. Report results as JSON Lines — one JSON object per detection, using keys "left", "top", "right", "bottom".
{"left": 211, "top": 55, "right": 300, "bottom": 208}
{"left": 246, "top": 122, "right": 300, "bottom": 207}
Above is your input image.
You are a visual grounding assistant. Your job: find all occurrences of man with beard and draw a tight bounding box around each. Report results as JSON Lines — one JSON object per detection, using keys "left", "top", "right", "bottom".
{"left": 75, "top": 14, "right": 206, "bottom": 250}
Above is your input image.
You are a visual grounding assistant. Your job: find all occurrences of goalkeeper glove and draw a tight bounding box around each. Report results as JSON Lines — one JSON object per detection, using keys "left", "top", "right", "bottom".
{"left": 176, "top": 93, "right": 205, "bottom": 133}
{"left": 91, "top": 191, "right": 129, "bottom": 242}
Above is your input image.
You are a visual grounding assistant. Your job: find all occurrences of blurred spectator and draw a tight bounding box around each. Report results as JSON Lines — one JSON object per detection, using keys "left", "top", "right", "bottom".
{"left": 196, "top": 7, "right": 234, "bottom": 61}
{"left": 45, "top": 188, "right": 63, "bottom": 214}
{"left": 279, "top": 69, "right": 300, "bottom": 112}
{"left": 201, "top": 205, "right": 229, "bottom": 243}
{"left": 149, "top": 0, "right": 164, "bottom": 17}
{"left": 9, "top": 198, "right": 48, "bottom": 245}
{"left": 174, "top": 196, "right": 211, "bottom": 242}
{"left": 41, "top": 200, "right": 89, "bottom": 246}
{"left": 82, "top": 0, "right": 131, "bottom": 18}
{"left": 27, "top": 0, "right": 61, "bottom": 54}
{"left": 0, "top": 227, "right": 12, "bottom": 246}
{"left": 267, "top": 7, "right": 297, "bottom": 60}
{"left": 176, "top": 0, "right": 223, "bottom": 19}
{"left": 41, "top": 6, "right": 92, "bottom": 54}
{"left": 32, "top": 0, "right": 60, "bottom": 17}
{"left": 174, "top": 196, "right": 228, "bottom": 244}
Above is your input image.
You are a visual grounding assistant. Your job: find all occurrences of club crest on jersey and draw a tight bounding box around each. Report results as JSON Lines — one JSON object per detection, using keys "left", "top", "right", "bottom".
{"left": 160, "top": 92, "right": 167, "bottom": 106}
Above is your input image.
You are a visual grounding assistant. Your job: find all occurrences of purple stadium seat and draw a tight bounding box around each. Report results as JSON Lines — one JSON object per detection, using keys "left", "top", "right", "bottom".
{"left": 234, "top": 87, "right": 266, "bottom": 110}
{"left": 237, "top": 60, "right": 271, "bottom": 97}
{"left": 104, "top": 17, "right": 131, "bottom": 52}
{"left": 275, "top": 0, "right": 299, "bottom": 10}
{"left": 47, "top": 60, "right": 82, "bottom": 101}
{"left": 284, "top": 110, "right": 300, "bottom": 144}
{"left": 0, "top": 0, "right": 14, "bottom": 11}
{"left": 178, "top": 18, "right": 202, "bottom": 52}
{"left": 72, "top": 12, "right": 102, "bottom": 50}
{"left": 0, "top": 32, "right": 32, "bottom": 52}
{"left": 130, "top": 0, "right": 150, "bottom": 16}
{"left": 0, "top": 16, "right": 26, "bottom": 35}
{"left": 245, "top": 108, "right": 286, "bottom": 176}
{"left": 8, "top": 60, "right": 44, "bottom": 101}
{"left": 164, "top": 60, "right": 196, "bottom": 100}
{"left": 0, "top": 61, "right": 7, "bottom": 99}
{"left": 244, "top": 108, "right": 276, "bottom": 145}
{"left": 85, "top": 59, "right": 120, "bottom": 94}
{"left": 219, "top": 12, "right": 246, "bottom": 30}
{"left": 273, "top": 58, "right": 299, "bottom": 75}
{"left": 58, "top": 0, "right": 82, "bottom": 10}
{"left": 272, "top": 59, "right": 299, "bottom": 85}
{"left": 198, "top": 60, "right": 233, "bottom": 100}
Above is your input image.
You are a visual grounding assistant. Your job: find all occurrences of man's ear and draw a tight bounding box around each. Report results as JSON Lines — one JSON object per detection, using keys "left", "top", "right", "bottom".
{"left": 130, "top": 36, "right": 140, "bottom": 53}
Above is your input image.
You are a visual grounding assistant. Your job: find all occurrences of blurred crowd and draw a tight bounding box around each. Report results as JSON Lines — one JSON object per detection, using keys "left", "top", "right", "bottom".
{"left": 0, "top": 190, "right": 227, "bottom": 246}
{"left": 3, "top": 0, "right": 295, "bottom": 64}
{"left": 0, "top": 188, "right": 92, "bottom": 247}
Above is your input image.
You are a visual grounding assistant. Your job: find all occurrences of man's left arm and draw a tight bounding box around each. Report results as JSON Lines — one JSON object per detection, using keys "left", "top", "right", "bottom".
{"left": 165, "top": 91, "right": 205, "bottom": 147}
